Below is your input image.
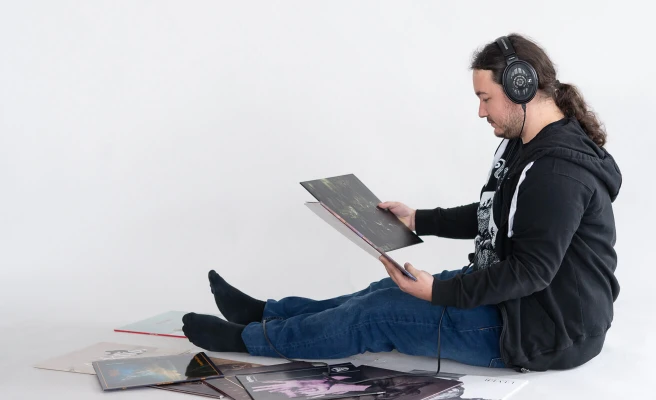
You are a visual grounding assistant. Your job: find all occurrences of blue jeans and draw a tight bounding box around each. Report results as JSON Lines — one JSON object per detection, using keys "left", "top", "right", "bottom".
{"left": 241, "top": 269, "right": 505, "bottom": 368}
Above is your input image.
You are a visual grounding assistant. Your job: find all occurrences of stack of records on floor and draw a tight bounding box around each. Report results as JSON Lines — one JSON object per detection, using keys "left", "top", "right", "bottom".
{"left": 33, "top": 342, "right": 528, "bottom": 399}
{"left": 89, "top": 356, "right": 484, "bottom": 399}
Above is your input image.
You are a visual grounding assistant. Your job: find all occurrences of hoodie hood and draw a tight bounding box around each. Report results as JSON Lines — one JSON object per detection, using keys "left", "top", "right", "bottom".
{"left": 518, "top": 117, "right": 622, "bottom": 202}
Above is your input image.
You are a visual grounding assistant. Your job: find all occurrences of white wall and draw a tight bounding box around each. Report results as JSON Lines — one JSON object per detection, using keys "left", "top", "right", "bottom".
{"left": 1, "top": 0, "right": 653, "bottom": 338}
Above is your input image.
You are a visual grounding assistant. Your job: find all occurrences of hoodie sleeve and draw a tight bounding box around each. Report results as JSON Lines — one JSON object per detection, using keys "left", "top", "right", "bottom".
{"left": 414, "top": 202, "right": 479, "bottom": 239}
{"left": 431, "top": 159, "right": 593, "bottom": 308}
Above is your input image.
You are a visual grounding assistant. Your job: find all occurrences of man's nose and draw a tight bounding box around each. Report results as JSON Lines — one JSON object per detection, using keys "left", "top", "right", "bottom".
{"left": 478, "top": 103, "right": 487, "bottom": 118}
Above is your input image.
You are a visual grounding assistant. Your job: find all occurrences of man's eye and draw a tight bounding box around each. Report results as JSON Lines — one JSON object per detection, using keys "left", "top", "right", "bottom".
{"left": 483, "top": 98, "right": 490, "bottom": 103}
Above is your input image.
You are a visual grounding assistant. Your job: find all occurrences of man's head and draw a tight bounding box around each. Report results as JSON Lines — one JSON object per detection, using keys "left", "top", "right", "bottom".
{"left": 473, "top": 68, "right": 527, "bottom": 139}
{"left": 470, "top": 33, "right": 607, "bottom": 147}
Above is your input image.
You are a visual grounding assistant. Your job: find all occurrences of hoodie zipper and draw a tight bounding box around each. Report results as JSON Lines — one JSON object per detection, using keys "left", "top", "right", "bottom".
{"left": 497, "top": 191, "right": 531, "bottom": 374}
{"left": 498, "top": 303, "right": 510, "bottom": 366}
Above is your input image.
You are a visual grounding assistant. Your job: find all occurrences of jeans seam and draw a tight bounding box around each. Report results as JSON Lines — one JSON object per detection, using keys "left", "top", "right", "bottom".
{"left": 261, "top": 316, "right": 285, "bottom": 322}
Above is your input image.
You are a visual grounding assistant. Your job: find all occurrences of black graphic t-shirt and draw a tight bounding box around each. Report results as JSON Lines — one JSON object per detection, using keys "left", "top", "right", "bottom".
{"left": 473, "top": 138, "right": 521, "bottom": 271}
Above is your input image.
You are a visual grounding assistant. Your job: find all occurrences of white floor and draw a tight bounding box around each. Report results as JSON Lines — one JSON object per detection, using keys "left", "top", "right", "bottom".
{"left": 1, "top": 294, "right": 652, "bottom": 400}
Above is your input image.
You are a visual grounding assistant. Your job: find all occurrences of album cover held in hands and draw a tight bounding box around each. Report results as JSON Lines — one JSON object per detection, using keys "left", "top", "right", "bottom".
{"left": 92, "top": 352, "right": 221, "bottom": 391}
{"left": 301, "top": 174, "right": 422, "bottom": 281}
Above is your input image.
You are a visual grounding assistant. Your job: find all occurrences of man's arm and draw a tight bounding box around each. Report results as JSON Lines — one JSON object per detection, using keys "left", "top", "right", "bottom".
{"left": 430, "top": 161, "right": 592, "bottom": 308}
{"left": 414, "top": 202, "right": 479, "bottom": 239}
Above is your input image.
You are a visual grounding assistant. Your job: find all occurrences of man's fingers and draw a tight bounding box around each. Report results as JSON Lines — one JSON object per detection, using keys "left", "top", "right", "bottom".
{"left": 404, "top": 262, "right": 417, "bottom": 274}
{"left": 378, "top": 201, "right": 398, "bottom": 210}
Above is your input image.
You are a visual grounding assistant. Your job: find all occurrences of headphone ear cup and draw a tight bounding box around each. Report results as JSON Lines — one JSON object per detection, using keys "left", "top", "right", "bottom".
{"left": 502, "top": 60, "right": 539, "bottom": 104}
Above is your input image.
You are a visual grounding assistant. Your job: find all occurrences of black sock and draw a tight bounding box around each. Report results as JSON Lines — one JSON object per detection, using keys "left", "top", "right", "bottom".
{"left": 182, "top": 312, "right": 248, "bottom": 353}
{"left": 208, "top": 270, "right": 265, "bottom": 325}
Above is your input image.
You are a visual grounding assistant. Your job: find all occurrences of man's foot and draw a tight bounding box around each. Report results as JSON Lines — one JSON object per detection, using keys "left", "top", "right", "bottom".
{"left": 208, "top": 270, "right": 265, "bottom": 325}
{"left": 182, "top": 312, "right": 248, "bottom": 353}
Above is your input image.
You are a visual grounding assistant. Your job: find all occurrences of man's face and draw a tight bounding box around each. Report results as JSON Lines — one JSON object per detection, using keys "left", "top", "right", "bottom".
{"left": 473, "top": 69, "right": 524, "bottom": 139}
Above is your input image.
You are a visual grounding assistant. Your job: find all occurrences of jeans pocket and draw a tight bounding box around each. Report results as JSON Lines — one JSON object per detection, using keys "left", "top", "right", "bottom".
{"left": 488, "top": 357, "right": 506, "bottom": 368}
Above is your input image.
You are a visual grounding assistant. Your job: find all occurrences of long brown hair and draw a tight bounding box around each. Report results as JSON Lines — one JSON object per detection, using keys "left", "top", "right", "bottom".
{"left": 470, "top": 33, "right": 607, "bottom": 147}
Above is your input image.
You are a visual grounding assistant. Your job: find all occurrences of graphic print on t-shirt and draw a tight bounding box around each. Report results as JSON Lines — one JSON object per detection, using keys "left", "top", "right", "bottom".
{"left": 473, "top": 139, "right": 518, "bottom": 271}
{"left": 474, "top": 191, "right": 500, "bottom": 270}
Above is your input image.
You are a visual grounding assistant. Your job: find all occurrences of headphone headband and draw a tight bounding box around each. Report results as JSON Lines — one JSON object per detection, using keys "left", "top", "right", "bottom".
{"left": 495, "top": 37, "right": 518, "bottom": 64}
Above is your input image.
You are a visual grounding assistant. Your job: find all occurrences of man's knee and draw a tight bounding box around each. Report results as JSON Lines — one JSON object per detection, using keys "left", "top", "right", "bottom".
{"left": 343, "top": 288, "right": 402, "bottom": 316}
{"left": 344, "top": 287, "right": 434, "bottom": 323}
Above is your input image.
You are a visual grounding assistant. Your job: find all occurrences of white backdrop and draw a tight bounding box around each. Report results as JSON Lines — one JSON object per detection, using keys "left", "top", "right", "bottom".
{"left": 1, "top": 1, "right": 654, "bottom": 399}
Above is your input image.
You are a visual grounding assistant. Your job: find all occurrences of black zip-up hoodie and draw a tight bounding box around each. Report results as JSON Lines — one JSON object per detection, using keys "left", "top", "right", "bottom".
{"left": 415, "top": 117, "right": 622, "bottom": 371}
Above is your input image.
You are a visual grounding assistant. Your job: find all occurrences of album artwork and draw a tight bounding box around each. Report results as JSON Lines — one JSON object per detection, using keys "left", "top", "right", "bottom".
{"left": 300, "top": 174, "right": 423, "bottom": 253}
{"left": 154, "top": 356, "right": 267, "bottom": 398}
{"left": 33, "top": 341, "right": 188, "bottom": 375}
{"left": 157, "top": 360, "right": 319, "bottom": 399}
{"left": 341, "top": 367, "right": 464, "bottom": 400}
{"left": 236, "top": 363, "right": 387, "bottom": 400}
{"left": 92, "top": 352, "right": 221, "bottom": 391}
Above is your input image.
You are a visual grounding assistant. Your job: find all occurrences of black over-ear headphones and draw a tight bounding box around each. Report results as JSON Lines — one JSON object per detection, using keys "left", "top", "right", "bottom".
{"left": 495, "top": 36, "right": 538, "bottom": 104}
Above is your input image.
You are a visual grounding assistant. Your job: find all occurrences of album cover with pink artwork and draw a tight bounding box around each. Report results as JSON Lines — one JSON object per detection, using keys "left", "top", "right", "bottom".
{"left": 236, "top": 363, "right": 461, "bottom": 400}
{"left": 236, "top": 363, "right": 383, "bottom": 400}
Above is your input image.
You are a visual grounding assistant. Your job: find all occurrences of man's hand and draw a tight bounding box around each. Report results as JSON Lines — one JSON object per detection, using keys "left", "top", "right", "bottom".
{"left": 379, "top": 256, "right": 434, "bottom": 302}
{"left": 378, "top": 201, "right": 416, "bottom": 231}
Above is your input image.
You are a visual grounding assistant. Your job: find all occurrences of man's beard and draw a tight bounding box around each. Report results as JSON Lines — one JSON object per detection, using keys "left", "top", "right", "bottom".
{"left": 489, "top": 106, "right": 525, "bottom": 139}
